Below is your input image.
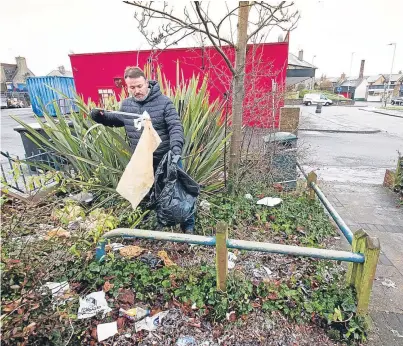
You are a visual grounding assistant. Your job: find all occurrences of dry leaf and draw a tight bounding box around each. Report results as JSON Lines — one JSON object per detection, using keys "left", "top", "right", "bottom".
{"left": 157, "top": 250, "right": 176, "bottom": 267}
{"left": 45, "top": 228, "right": 71, "bottom": 240}
{"left": 119, "top": 246, "right": 145, "bottom": 258}
{"left": 103, "top": 281, "right": 114, "bottom": 293}
{"left": 23, "top": 322, "right": 36, "bottom": 336}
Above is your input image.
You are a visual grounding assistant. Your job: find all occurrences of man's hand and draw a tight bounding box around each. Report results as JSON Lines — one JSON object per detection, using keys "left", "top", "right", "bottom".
{"left": 90, "top": 108, "right": 105, "bottom": 121}
{"left": 172, "top": 146, "right": 182, "bottom": 156}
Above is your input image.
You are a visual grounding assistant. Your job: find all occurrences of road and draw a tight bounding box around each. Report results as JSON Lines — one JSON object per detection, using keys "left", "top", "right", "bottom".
{"left": 1, "top": 108, "right": 38, "bottom": 162}
{"left": 299, "top": 105, "right": 403, "bottom": 184}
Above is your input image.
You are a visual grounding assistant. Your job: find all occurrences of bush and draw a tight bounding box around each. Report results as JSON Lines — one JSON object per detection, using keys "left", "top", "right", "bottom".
{"left": 13, "top": 68, "right": 229, "bottom": 195}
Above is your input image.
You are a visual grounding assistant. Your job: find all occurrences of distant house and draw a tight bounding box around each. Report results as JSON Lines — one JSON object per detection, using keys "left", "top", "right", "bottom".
{"left": 366, "top": 74, "right": 403, "bottom": 102}
{"left": 286, "top": 50, "right": 317, "bottom": 90}
{"left": 331, "top": 60, "right": 368, "bottom": 100}
{"left": 47, "top": 65, "right": 73, "bottom": 77}
{"left": 0, "top": 57, "right": 35, "bottom": 92}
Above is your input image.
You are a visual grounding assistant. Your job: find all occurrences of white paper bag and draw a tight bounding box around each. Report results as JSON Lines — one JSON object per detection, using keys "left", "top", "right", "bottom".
{"left": 116, "top": 115, "right": 161, "bottom": 209}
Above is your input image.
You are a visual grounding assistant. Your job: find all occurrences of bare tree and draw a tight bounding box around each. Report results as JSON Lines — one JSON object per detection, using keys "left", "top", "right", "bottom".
{"left": 123, "top": 1, "right": 299, "bottom": 190}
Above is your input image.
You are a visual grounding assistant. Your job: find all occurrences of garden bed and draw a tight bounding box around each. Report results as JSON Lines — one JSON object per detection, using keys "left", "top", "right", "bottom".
{"left": 1, "top": 185, "right": 367, "bottom": 345}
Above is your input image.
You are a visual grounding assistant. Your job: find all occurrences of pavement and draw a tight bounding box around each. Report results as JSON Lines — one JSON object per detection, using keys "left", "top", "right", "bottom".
{"left": 299, "top": 104, "right": 403, "bottom": 345}
{"left": 359, "top": 107, "right": 403, "bottom": 119}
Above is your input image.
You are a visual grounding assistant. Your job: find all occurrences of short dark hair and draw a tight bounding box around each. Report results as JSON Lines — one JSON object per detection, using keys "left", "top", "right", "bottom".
{"left": 124, "top": 66, "right": 146, "bottom": 79}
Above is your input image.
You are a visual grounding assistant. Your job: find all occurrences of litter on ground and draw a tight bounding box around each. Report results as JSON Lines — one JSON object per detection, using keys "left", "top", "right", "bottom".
{"left": 97, "top": 321, "right": 118, "bottom": 342}
{"left": 77, "top": 291, "right": 112, "bottom": 319}
{"left": 256, "top": 197, "right": 283, "bottom": 207}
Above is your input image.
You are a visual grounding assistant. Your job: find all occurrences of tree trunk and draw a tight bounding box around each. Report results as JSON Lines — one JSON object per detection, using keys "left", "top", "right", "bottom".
{"left": 228, "top": 1, "right": 250, "bottom": 190}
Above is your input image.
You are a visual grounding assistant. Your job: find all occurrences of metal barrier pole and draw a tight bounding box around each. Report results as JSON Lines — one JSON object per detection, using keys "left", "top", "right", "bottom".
{"left": 297, "top": 163, "right": 354, "bottom": 244}
{"left": 95, "top": 228, "right": 365, "bottom": 264}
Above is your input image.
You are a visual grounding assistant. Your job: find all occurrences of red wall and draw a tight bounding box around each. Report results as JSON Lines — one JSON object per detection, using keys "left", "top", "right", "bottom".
{"left": 69, "top": 42, "right": 288, "bottom": 128}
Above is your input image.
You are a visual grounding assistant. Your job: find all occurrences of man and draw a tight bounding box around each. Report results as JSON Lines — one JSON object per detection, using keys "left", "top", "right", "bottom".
{"left": 90, "top": 66, "right": 194, "bottom": 234}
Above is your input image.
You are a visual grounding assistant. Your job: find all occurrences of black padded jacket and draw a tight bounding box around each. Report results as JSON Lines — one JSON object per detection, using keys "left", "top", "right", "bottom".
{"left": 92, "top": 81, "right": 184, "bottom": 164}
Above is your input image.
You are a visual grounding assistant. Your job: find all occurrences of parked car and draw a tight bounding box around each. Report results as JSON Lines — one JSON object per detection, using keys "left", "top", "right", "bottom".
{"left": 391, "top": 97, "right": 403, "bottom": 106}
{"left": 303, "top": 93, "right": 333, "bottom": 106}
{"left": 7, "top": 98, "right": 24, "bottom": 108}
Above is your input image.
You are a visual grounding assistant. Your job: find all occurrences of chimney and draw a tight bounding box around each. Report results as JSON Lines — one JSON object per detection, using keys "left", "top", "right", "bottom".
{"left": 341, "top": 73, "right": 346, "bottom": 80}
{"left": 359, "top": 60, "right": 365, "bottom": 79}
{"left": 58, "top": 65, "right": 66, "bottom": 75}
{"left": 298, "top": 49, "right": 304, "bottom": 61}
{"left": 15, "top": 57, "right": 29, "bottom": 74}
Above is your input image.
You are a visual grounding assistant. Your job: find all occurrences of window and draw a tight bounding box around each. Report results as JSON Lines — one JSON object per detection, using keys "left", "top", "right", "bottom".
{"left": 98, "top": 89, "right": 114, "bottom": 107}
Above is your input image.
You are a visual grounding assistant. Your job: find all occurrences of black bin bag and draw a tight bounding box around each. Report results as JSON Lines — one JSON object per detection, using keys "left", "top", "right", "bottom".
{"left": 148, "top": 151, "right": 200, "bottom": 227}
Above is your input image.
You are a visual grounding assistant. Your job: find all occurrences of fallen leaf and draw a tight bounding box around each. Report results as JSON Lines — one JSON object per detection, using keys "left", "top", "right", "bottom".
{"left": 268, "top": 292, "right": 278, "bottom": 300}
{"left": 226, "top": 311, "right": 236, "bottom": 322}
{"left": 103, "top": 281, "right": 114, "bottom": 293}
{"left": 117, "top": 317, "right": 126, "bottom": 330}
{"left": 117, "top": 289, "right": 135, "bottom": 305}
{"left": 45, "top": 228, "right": 71, "bottom": 240}
{"left": 157, "top": 250, "right": 176, "bottom": 267}
{"left": 119, "top": 246, "right": 145, "bottom": 258}
{"left": 150, "top": 308, "right": 162, "bottom": 317}
{"left": 23, "top": 322, "right": 36, "bottom": 336}
{"left": 91, "top": 327, "right": 97, "bottom": 340}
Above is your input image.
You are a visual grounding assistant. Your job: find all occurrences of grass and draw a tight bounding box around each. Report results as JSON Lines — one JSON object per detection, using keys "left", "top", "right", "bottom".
{"left": 379, "top": 105, "right": 403, "bottom": 112}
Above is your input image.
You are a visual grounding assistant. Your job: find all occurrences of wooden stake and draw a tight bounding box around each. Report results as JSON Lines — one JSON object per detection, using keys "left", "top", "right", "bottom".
{"left": 215, "top": 221, "right": 228, "bottom": 292}
{"left": 346, "top": 229, "right": 380, "bottom": 316}
{"left": 307, "top": 171, "right": 317, "bottom": 201}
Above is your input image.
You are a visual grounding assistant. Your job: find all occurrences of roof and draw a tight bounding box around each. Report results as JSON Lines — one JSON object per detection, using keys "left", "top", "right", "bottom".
{"left": 340, "top": 78, "right": 363, "bottom": 88}
{"left": 367, "top": 74, "right": 383, "bottom": 83}
{"left": 286, "top": 76, "right": 311, "bottom": 86}
{"left": 288, "top": 53, "right": 317, "bottom": 69}
{"left": 47, "top": 69, "right": 73, "bottom": 77}
{"left": 1, "top": 63, "right": 18, "bottom": 82}
{"left": 384, "top": 74, "right": 403, "bottom": 83}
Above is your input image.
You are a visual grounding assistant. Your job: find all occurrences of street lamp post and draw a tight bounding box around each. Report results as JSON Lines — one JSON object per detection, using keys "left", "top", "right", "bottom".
{"left": 311, "top": 55, "right": 316, "bottom": 90}
{"left": 348, "top": 52, "right": 355, "bottom": 99}
{"left": 385, "top": 43, "right": 397, "bottom": 107}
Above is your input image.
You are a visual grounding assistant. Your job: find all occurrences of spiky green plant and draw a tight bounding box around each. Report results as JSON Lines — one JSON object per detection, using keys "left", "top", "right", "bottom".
{"left": 13, "top": 69, "right": 229, "bottom": 194}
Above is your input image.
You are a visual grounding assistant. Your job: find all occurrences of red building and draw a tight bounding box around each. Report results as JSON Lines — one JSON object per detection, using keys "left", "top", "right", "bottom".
{"left": 69, "top": 42, "right": 288, "bottom": 128}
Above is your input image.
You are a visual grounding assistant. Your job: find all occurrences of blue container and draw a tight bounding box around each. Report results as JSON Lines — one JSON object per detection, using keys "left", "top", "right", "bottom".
{"left": 26, "top": 76, "right": 78, "bottom": 116}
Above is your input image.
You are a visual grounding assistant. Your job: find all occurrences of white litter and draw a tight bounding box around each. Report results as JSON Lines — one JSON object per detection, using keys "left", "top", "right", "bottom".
{"left": 263, "top": 267, "right": 273, "bottom": 276}
{"left": 77, "top": 291, "right": 112, "bottom": 319}
{"left": 135, "top": 311, "right": 169, "bottom": 332}
{"left": 244, "top": 194, "right": 253, "bottom": 200}
{"left": 228, "top": 252, "right": 237, "bottom": 270}
{"left": 42, "top": 281, "right": 70, "bottom": 298}
{"left": 108, "top": 243, "right": 125, "bottom": 251}
{"left": 97, "top": 321, "right": 118, "bottom": 342}
{"left": 256, "top": 197, "right": 282, "bottom": 207}
{"left": 381, "top": 279, "right": 397, "bottom": 289}
{"left": 200, "top": 200, "right": 211, "bottom": 211}
{"left": 391, "top": 329, "right": 403, "bottom": 338}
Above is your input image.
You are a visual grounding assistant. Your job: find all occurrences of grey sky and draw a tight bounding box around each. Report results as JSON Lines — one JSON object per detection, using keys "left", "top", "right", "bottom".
{"left": 1, "top": 0, "right": 402, "bottom": 78}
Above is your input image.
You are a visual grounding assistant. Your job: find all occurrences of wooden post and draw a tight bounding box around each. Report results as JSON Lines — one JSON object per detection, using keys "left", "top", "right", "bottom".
{"left": 215, "top": 221, "right": 228, "bottom": 292}
{"left": 307, "top": 171, "right": 317, "bottom": 201}
{"left": 346, "top": 229, "right": 381, "bottom": 316}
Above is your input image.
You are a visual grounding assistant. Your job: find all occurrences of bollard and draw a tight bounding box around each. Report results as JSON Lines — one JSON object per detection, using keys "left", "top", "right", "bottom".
{"left": 315, "top": 103, "right": 322, "bottom": 113}
{"left": 307, "top": 171, "right": 317, "bottom": 201}
{"left": 215, "top": 221, "right": 228, "bottom": 292}
{"left": 346, "top": 230, "right": 380, "bottom": 316}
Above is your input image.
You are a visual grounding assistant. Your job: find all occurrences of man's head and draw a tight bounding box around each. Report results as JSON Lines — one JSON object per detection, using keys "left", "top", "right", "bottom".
{"left": 124, "top": 67, "right": 149, "bottom": 101}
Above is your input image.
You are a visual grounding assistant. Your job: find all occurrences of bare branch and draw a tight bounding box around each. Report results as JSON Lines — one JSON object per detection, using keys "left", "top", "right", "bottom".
{"left": 123, "top": 1, "right": 234, "bottom": 46}
{"left": 194, "top": 1, "right": 236, "bottom": 75}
